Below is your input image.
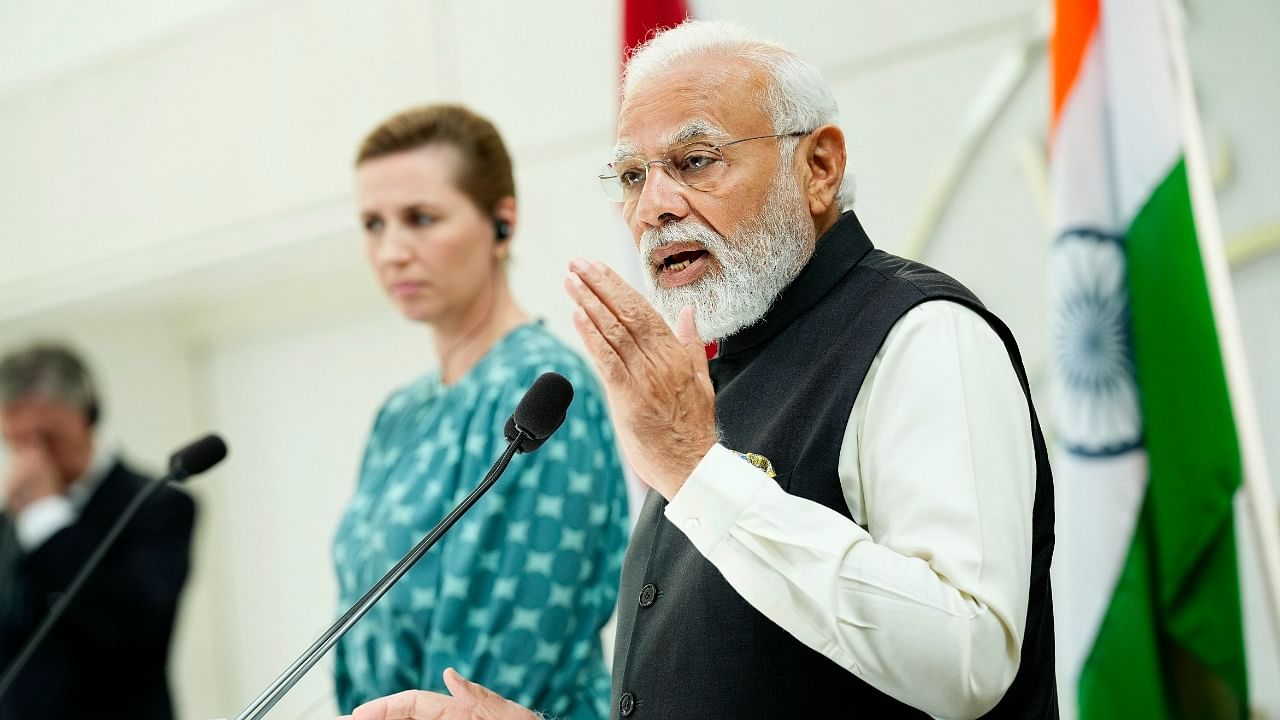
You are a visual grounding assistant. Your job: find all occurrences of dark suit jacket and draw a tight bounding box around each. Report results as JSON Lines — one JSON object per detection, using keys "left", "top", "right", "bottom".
{"left": 0, "top": 460, "right": 196, "bottom": 720}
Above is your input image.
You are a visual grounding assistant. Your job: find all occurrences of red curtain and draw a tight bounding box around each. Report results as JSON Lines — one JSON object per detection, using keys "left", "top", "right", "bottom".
{"left": 623, "top": 0, "right": 690, "bottom": 61}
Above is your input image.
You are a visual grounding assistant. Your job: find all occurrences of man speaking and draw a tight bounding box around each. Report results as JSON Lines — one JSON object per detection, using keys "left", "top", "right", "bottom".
{"left": 347, "top": 19, "right": 1056, "bottom": 720}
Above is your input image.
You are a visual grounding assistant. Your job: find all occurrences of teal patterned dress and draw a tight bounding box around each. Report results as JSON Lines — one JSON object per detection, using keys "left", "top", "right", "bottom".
{"left": 332, "top": 323, "right": 630, "bottom": 718}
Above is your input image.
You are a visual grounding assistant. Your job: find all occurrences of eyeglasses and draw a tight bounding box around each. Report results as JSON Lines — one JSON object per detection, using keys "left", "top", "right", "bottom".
{"left": 598, "top": 131, "right": 813, "bottom": 203}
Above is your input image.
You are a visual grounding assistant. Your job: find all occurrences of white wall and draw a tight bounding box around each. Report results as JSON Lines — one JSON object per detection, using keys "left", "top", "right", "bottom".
{"left": 0, "top": 313, "right": 200, "bottom": 473}
{"left": 186, "top": 305, "right": 421, "bottom": 717}
{"left": 1, "top": 1, "right": 1277, "bottom": 718}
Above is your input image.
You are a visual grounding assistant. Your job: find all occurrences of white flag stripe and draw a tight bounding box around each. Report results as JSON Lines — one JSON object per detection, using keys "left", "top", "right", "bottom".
{"left": 1100, "top": 0, "right": 1182, "bottom": 226}
{"left": 1048, "top": 43, "right": 1115, "bottom": 233}
{"left": 1054, "top": 450, "right": 1149, "bottom": 696}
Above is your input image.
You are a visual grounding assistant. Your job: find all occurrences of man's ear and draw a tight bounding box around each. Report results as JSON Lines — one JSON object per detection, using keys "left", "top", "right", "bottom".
{"left": 802, "top": 124, "right": 847, "bottom": 218}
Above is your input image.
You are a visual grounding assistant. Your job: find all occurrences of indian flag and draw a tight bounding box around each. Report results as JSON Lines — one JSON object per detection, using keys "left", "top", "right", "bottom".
{"left": 1049, "top": 0, "right": 1251, "bottom": 717}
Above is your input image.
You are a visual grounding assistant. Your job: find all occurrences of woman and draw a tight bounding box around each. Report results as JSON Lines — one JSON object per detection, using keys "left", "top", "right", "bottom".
{"left": 331, "top": 105, "right": 629, "bottom": 720}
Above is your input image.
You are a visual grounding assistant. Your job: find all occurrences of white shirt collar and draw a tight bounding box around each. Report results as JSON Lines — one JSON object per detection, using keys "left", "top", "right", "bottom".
{"left": 65, "top": 439, "right": 115, "bottom": 510}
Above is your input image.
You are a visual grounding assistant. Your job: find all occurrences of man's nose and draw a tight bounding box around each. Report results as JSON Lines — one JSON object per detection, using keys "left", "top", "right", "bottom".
{"left": 631, "top": 163, "right": 691, "bottom": 228}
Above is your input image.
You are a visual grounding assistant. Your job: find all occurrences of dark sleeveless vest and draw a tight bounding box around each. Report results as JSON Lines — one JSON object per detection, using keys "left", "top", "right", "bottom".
{"left": 610, "top": 212, "right": 1057, "bottom": 719}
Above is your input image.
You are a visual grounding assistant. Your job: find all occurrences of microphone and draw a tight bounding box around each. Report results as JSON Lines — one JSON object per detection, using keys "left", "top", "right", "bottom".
{"left": 504, "top": 370, "right": 573, "bottom": 452}
{"left": 0, "top": 434, "right": 227, "bottom": 700}
{"left": 170, "top": 434, "right": 229, "bottom": 479}
{"left": 235, "top": 372, "right": 573, "bottom": 720}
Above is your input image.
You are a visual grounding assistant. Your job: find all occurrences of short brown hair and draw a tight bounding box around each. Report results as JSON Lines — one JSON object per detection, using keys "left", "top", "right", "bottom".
{"left": 355, "top": 104, "right": 515, "bottom": 215}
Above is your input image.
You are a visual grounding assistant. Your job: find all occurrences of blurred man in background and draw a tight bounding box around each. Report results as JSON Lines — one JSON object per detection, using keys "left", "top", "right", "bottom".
{"left": 0, "top": 343, "right": 195, "bottom": 720}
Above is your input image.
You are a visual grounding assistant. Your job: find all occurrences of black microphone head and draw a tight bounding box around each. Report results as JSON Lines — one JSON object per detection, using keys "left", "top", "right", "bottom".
{"left": 504, "top": 372, "right": 574, "bottom": 453}
{"left": 168, "top": 434, "right": 228, "bottom": 480}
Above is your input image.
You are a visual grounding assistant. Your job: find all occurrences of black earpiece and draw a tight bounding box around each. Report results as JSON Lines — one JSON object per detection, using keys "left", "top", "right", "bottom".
{"left": 494, "top": 219, "right": 511, "bottom": 241}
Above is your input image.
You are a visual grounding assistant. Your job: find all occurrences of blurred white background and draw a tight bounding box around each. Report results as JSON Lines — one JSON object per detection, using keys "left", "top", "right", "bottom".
{"left": 0, "top": 0, "right": 1276, "bottom": 718}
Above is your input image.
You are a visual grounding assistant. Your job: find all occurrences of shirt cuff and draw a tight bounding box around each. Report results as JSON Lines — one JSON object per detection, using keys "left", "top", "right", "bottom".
{"left": 15, "top": 495, "right": 76, "bottom": 551}
{"left": 665, "top": 443, "right": 772, "bottom": 556}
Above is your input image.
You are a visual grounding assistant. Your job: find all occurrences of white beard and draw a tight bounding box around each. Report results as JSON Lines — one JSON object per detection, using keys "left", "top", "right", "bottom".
{"left": 639, "top": 171, "right": 817, "bottom": 341}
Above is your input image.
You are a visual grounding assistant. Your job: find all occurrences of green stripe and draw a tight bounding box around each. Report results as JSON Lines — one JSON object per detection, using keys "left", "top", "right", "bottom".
{"left": 1080, "top": 498, "right": 1247, "bottom": 718}
{"left": 1079, "top": 500, "right": 1174, "bottom": 718}
{"left": 1079, "top": 159, "right": 1249, "bottom": 718}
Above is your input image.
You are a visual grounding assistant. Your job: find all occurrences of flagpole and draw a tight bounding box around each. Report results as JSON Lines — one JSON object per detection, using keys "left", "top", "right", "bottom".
{"left": 1161, "top": 0, "right": 1280, "bottom": 647}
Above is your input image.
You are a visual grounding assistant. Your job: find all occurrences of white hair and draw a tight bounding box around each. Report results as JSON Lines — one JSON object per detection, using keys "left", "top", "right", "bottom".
{"left": 640, "top": 166, "right": 817, "bottom": 340}
{"left": 623, "top": 20, "right": 855, "bottom": 209}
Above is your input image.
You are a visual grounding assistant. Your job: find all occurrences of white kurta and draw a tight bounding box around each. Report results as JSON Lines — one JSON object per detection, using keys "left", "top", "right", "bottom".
{"left": 665, "top": 300, "right": 1037, "bottom": 720}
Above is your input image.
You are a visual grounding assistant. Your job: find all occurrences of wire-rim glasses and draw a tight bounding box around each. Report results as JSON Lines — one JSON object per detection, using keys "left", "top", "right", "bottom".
{"left": 598, "top": 130, "right": 813, "bottom": 203}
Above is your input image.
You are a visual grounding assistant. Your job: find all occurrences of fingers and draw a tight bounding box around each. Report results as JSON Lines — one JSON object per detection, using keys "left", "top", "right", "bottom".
{"left": 441, "top": 668, "right": 480, "bottom": 702}
{"left": 565, "top": 271, "right": 642, "bottom": 372}
{"left": 564, "top": 258, "right": 680, "bottom": 376}
{"left": 571, "top": 305, "right": 627, "bottom": 385}
{"left": 9, "top": 444, "right": 41, "bottom": 468}
{"left": 346, "top": 673, "right": 526, "bottom": 720}
{"left": 674, "top": 305, "right": 710, "bottom": 378}
{"left": 440, "top": 669, "right": 535, "bottom": 719}
{"left": 5, "top": 444, "right": 61, "bottom": 512}
{"left": 673, "top": 305, "right": 702, "bottom": 346}
{"left": 12, "top": 441, "right": 52, "bottom": 462}
{"left": 351, "top": 689, "right": 445, "bottom": 720}
{"left": 569, "top": 258, "right": 662, "bottom": 333}
{"left": 567, "top": 259, "right": 668, "bottom": 347}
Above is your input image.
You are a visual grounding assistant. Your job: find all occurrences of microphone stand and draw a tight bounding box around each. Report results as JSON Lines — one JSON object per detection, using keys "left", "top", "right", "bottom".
{"left": 235, "top": 431, "right": 526, "bottom": 720}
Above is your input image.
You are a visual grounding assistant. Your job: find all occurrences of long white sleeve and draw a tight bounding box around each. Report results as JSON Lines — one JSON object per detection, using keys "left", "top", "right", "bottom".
{"left": 664, "top": 300, "right": 1036, "bottom": 719}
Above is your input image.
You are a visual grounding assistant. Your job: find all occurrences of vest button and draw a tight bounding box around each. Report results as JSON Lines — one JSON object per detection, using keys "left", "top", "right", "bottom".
{"left": 619, "top": 691, "right": 636, "bottom": 716}
{"left": 638, "top": 583, "right": 657, "bottom": 607}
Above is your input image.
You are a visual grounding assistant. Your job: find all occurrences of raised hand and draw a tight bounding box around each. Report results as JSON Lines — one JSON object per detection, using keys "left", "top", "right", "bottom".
{"left": 564, "top": 258, "right": 718, "bottom": 499}
{"left": 3, "top": 443, "right": 62, "bottom": 515}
